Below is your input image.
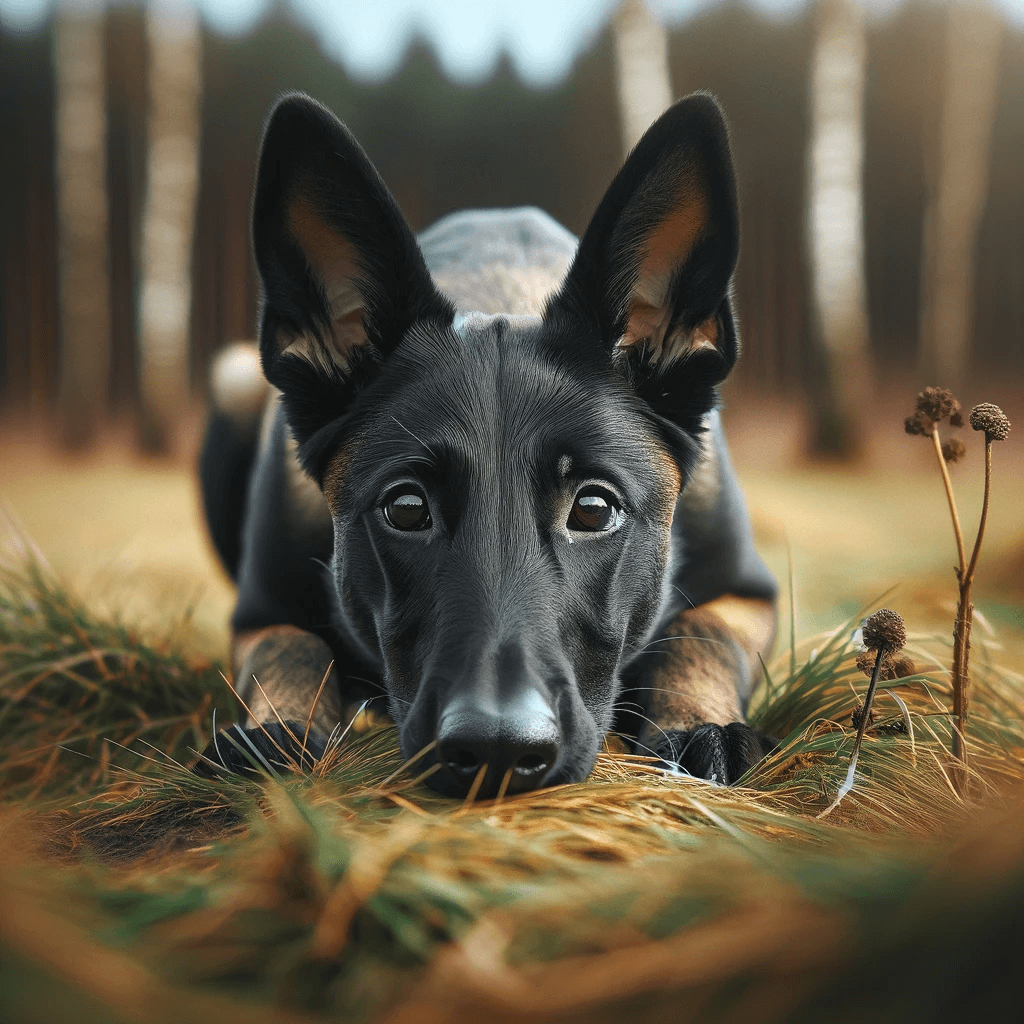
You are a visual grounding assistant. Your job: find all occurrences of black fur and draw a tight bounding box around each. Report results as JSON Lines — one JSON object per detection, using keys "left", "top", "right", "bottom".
{"left": 652, "top": 724, "right": 777, "bottom": 786}
{"left": 199, "top": 92, "right": 777, "bottom": 798}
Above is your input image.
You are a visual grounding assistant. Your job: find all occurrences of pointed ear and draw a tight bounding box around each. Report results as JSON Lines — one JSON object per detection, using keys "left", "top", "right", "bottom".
{"left": 548, "top": 93, "right": 739, "bottom": 436}
{"left": 252, "top": 93, "right": 453, "bottom": 452}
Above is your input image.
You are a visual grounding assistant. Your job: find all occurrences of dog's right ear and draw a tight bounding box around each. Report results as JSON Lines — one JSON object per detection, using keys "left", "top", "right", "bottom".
{"left": 252, "top": 94, "right": 453, "bottom": 462}
{"left": 547, "top": 93, "right": 739, "bottom": 449}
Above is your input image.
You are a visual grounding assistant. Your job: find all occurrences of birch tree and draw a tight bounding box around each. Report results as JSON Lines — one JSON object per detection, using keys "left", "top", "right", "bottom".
{"left": 138, "top": 0, "right": 201, "bottom": 451}
{"left": 611, "top": 0, "right": 672, "bottom": 158}
{"left": 806, "top": 0, "right": 871, "bottom": 458}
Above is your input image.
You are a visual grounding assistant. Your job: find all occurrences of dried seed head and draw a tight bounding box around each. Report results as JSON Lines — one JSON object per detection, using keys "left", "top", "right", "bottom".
{"left": 855, "top": 650, "right": 877, "bottom": 677}
{"left": 892, "top": 655, "right": 916, "bottom": 678}
{"left": 915, "top": 387, "right": 961, "bottom": 425}
{"left": 942, "top": 439, "right": 967, "bottom": 464}
{"left": 854, "top": 648, "right": 914, "bottom": 681}
{"left": 851, "top": 702, "right": 875, "bottom": 731}
{"left": 969, "top": 403, "right": 1011, "bottom": 442}
{"left": 862, "top": 609, "right": 907, "bottom": 652}
{"left": 904, "top": 410, "right": 933, "bottom": 437}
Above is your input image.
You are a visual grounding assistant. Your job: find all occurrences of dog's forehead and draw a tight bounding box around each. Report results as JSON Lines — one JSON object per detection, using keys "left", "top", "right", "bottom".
{"left": 345, "top": 313, "right": 667, "bottom": 490}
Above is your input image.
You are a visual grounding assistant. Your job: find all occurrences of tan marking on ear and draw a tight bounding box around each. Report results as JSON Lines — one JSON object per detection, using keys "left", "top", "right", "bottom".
{"left": 620, "top": 172, "right": 713, "bottom": 361}
{"left": 634, "top": 192, "right": 709, "bottom": 306}
{"left": 284, "top": 195, "right": 367, "bottom": 368}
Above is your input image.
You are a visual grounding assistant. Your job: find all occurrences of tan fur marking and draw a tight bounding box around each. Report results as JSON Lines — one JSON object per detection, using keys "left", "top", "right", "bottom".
{"left": 635, "top": 195, "right": 708, "bottom": 305}
{"left": 322, "top": 444, "right": 352, "bottom": 517}
{"left": 232, "top": 625, "right": 343, "bottom": 738}
{"left": 699, "top": 594, "right": 778, "bottom": 661}
{"left": 284, "top": 195, "right": 366, "bottom": 368}
{"left": 284, "top": 425, "right": 331, "bottom": 530}
{"left": 619, "top": 169, "right": 716, "bottom": 360}
{"left": 636, "top": 594, "right": 776, "bottom": 746}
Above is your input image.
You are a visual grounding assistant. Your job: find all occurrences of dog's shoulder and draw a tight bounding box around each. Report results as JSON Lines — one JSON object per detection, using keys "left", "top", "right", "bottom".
{"left": 419, "top": 207, "right": 576, "bottom": 317}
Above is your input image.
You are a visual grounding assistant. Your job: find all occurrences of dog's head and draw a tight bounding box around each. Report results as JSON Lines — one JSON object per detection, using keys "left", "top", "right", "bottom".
{"left": 252, "top": 93, "right": 740, "bottom": 797}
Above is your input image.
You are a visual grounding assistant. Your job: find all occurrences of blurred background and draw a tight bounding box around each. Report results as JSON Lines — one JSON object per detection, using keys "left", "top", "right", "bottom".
{"left": 1, "top": 0, "right": 1021, "bottom": 654}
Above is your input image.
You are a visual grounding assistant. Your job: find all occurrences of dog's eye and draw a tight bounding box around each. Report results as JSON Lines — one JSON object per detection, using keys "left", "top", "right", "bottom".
{"left": 567, "top": 488, "right": 621, "bottom": 533}
{"left": 383, "top": 489, "right": 431, "bottom": 531}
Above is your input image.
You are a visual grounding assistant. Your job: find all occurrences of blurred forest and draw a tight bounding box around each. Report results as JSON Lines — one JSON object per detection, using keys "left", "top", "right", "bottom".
{"left": 1, "top": 0, "right": 1021, "bottom": 454}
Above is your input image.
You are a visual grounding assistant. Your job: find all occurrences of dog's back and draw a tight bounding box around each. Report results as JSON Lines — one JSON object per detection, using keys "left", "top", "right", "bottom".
{"left": 420, "top": 207, "right": 576, "bottom": 316}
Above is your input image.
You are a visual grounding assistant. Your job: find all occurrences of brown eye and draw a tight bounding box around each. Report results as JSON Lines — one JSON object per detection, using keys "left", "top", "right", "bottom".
{"left": 567, "top": 488, "right": 621, "bottom": 533}
{"left": 383, "top": 489, "right": 431, "bottom": 531}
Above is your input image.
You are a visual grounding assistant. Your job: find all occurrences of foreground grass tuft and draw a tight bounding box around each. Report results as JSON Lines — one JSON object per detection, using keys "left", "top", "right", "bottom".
{"left": 3, "top": 561, "right": 1024, "bottom": 1022}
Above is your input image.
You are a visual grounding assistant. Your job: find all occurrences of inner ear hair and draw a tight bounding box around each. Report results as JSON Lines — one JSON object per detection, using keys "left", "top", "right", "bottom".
{"left": 281, "top": 190, "right": 369, "bottom": 373}
{"left": 615, "top": 160, "right": 721, "bottom": 364}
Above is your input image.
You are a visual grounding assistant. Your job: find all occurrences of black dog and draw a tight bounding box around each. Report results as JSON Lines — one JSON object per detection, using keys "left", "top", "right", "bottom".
{"left": 197, "top": 92, "right": 777, "bottom": 796}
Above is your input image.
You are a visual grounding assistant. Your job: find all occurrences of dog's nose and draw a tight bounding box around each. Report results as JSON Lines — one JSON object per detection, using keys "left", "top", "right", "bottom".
{"left": 434, "top": 691, "right": 560, "bottom": 799}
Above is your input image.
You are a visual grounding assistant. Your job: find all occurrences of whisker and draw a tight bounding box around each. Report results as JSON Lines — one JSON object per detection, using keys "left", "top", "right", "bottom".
{"left": 391, "top": 414, "right": 437, "bottom": 457}
{"left": 638, "top": 634, "right": 728, "bottom": 655}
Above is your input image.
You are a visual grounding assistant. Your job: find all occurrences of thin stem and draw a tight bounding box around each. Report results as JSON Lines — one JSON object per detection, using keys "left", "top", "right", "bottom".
{"left": 849, "top": 646, "right": 886, "bottom": 769}
{"left": 931, "top": 427, "right": 967, "bottom": 579}
{"left": 817, "top": 645, "right": 887, "bottom": 819}
{"left": 965, "top": 439, "right": 993, "bottom": 585}
{"left": 950, "top": 440, "right": 990, "bottom": 781}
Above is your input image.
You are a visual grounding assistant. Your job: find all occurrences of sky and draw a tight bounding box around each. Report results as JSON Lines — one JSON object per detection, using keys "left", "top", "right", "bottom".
{"left": 2, "top": 0, "right": 1023, "bottom": 86}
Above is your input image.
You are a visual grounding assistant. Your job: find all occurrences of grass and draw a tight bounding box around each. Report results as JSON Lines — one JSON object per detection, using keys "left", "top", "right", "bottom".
{"left": 3, "top": 554, "right": 1024, "bottom": 1023}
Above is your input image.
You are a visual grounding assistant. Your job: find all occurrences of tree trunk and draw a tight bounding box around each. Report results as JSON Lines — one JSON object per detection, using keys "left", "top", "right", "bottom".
{"left": 55, "top": 11, "right": 111, "bottom": 448}
{"left": 918, "top": 0, "right": 1002, "bottom": 393}
{"left": 805, "top": 0, "right": 871, "bottom": 459}
{"left": 137, "top": 1, "right": 201, "bottom": 453}
{"left": 611, "top": 0, "right": 672, "bottom": 158}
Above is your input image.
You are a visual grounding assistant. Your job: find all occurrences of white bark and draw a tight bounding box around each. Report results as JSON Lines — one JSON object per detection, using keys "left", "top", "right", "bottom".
{"left": 806, "top": 0, "right": 871, "bottom": 455}
{"left": 611, "top": 0, "right": 673, "bottom": 158}
{"left": 138, "top": 0, "right": 201, "bottom": 451}
{"left": 919, "top": 0, "right": 1003, "bottom": 390}
{"left": 55, "top": 10, "right": 110, "bottom": 445}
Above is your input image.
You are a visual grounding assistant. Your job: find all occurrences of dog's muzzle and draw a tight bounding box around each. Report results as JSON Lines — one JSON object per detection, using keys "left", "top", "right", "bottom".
{"left": 430, "top": 686, "right": 560, "bottom": 799}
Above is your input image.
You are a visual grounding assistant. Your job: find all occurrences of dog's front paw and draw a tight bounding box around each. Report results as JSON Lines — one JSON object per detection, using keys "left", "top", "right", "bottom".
{"left": 193, "top": 721, "right": 327, "bottom": 778}
{"left": 652, "top": 723, "right": 775, "bottom": 785}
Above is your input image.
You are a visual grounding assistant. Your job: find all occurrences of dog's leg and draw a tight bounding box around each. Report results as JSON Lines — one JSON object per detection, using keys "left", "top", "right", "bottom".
{"left": 632, "top": 594, "right": 777, "bottom": 784}
{"left": 626, "top": 413, "right": 778, "bottom": 785}
{"left": 193, "top": 626, "right": 344, "bottom": 778}
{"left": 232, "top": 625, "right": 343, "bottom": 735}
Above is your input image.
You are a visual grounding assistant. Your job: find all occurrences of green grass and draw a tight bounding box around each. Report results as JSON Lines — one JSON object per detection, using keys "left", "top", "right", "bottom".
{"left": 3, "top": 557, "right": 1024, "bottom": 1023}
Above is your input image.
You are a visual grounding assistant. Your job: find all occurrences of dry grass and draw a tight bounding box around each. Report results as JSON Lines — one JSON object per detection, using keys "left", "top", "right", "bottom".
{"left": 3, "top": 549, "right": 1024, "bottom": 1022}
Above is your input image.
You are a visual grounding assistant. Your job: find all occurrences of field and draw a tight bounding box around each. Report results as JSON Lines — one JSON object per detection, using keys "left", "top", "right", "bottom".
{"left": 2, "top": 396, "right": 1023, "bottom": 1022}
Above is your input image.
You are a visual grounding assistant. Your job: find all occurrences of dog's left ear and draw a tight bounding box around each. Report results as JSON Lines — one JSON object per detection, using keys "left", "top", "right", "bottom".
{"left": 252, "top": 93, "right": 453, "bottom": 466}
{"left": 548, "top": 93, "right": 739, "bottom": 436}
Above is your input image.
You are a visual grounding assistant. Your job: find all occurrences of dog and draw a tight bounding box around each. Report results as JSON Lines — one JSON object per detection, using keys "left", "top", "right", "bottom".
{"left": 196, "top": 91, "right": 778, "bottom": 797}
